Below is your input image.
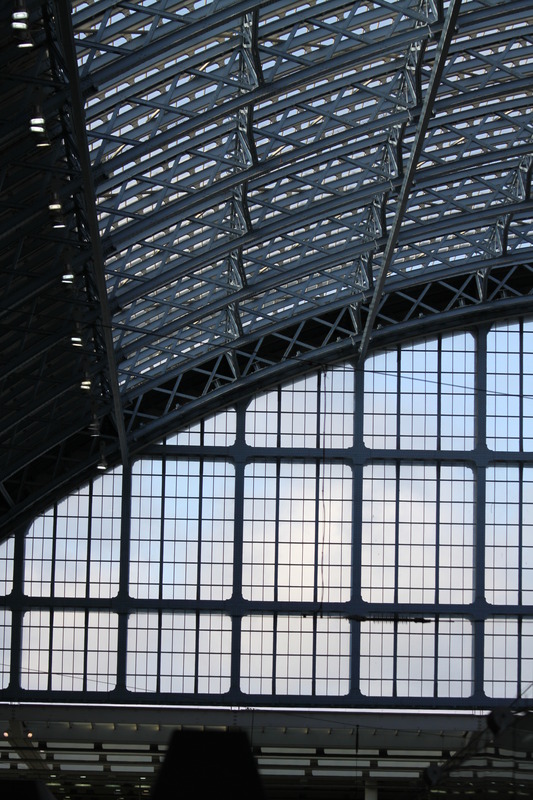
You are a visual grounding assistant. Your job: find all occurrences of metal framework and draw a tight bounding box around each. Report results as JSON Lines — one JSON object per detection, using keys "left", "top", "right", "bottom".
{"left": 0, "top": 316, "right": 533, "bottom": 799}
{"left": 1, "top": 319, "right": 532, "bottom": 711}
{"left": 1, "top": 0, "right": 532, "bottom": 542}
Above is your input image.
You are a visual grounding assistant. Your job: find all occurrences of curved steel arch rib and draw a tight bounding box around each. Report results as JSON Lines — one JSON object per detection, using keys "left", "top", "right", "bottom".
{"left": 0, "top": 0, "right": 532, "bottom": 541}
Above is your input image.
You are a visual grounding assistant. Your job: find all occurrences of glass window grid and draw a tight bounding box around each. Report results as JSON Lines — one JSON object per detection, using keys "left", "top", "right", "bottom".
{"left": 242, "top": 461, "right": 352, "bottom": 603}
{"left": 240, "top": 614, "right": 350, "bottom": 697}
{"left": 132, "top": 458, "right": 235, "bottom": 602}
{"left": 484, "top": 618, "right": 519, "bottom": 698}
{"left": 89, "top": 471, "right": 122, "bottom": 599}
{"left": 165, "top": 408, "right": 236, "bottom": 447}
{"left": 246, "top": 365, "right": 354, "bottom": 449}
{"left": 360, "top": 618, "right": 474, "bottom": 699}
{"left": 54, "top": 490, "right": 89, "bottom": 598}
{"left": 0, "top": 609, "right": 11, "bottom": 690}
{"left": 363, "top": 333, "right": 475, "bottom": 451}
{"left": 21, "top": 609, "right": 50, "bottom": 690}
{"left": 363, "top": 348, "right": 398, "bottom": 449}
{"left": 20, "top": 609, "right": 118, "bottom": 693}
{"left": 86, "top": 611, "right": 119, "bottom": 692}
{"left": 127, "top": 612, "right": 231, "bottom": 695}
{"left": 130, "top": 460, "right": 163, "bottom": 600}
{"left": 24, "top": 469, "right": 123, "bottom": 600}
{"left": 24, "top": 511, "right": 54, "bottom": 597}
{"left": 485, "top": 464, "right": 533, "bottom": 607}
{"left": 361, "top": 463, "right": 474, "bottom": 605}
{"left": 523, "top": 321, "right": 533, "bottom": 451}
{"left": 487, "top": 320, "right": 533, "bottom": 452}
{"left": 0, "top": 537, "right": 14, "bottom": 597}
{"left": 2, "top": 323, "right": 532, "bottom": 706}
{"left": 521, "top": 618, "right": 533, "bottom": 701}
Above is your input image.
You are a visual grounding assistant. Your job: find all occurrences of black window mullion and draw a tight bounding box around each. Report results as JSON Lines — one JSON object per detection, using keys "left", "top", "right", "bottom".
{"left": 50, "top": 504, "right": 58, "bottom": 599}
{"left": 437, "top": 335, "right": 442, "bottom": 451}
{"left": 83, "top": 609, "right": 89, "bottom": 693}
{"left": 274, "top": 460, "right": 281, "bottom": 604}
{"left": 85, "top": 480, "right": 93, "bottom": 601}
{"left": 520, "top": 320, "right": 524, "bottom": 450}
{"left": 194, "top": 610, "right": 200, "bottom": 695}
{"left": 434, "top": 615, "right": 440, "bottom": 699}
{"left": 272, "top": 612, "right": 278, "bottom": 696}
{"left": 312, "top": 613, "right": 317, "bottom": 697}
{"left": 435, "top": 463, "right": 441, "bottom": 605}
{"left": 47, "top": 607, "right": 54, "bottom": 692}
{"left": 158, "top": 460, "right": 166, "bottom": 602}
{"left": 392, "top": 619, "right": 398, "bottom": 698}
{"left": 196, "top": 460, "right": 204, "bottom": 601}
{"left": 156, "top": 608, "right": 162, "bottom": 694}
{"left": 314, "top": 460, "right": 322, "bottom": 608}
{"left": 115, "top": 463, "right": 133, "bottom": 698}
{"left": 394, "top": 462, "right": 400, "bottom": 606}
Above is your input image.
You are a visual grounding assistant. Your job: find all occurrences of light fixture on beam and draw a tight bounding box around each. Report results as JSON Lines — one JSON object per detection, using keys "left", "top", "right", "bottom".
{"left": 49, "top": 192, "right": 66, "bottom": 229}
{"left": 12, "top": 0, "right": 34, "bottom": 48}
{"left": 15, "top": 28, "right": 34, "bottom": 48}
{"left": 61, "top": 252, "right": 75, "bottom": 285}
{"left": 81, "top": 378, "right": 91, "bottom": 390}
{"left": 88, "top": 419, "right": 100, "bottom": 437}
{"left": 12, "top": 0, "right": 29, "bottom": 30}
{"left": 30, "top": 106, "right": 50, "bottom": 147}
{"left": 48, "top": 194, "right": 61, "bottom": 213}
{"left": 97, "top": 455, "right": 108, "bottom": 471}
{"left": 30, "top": 111, "right": 45, "bottom": 133}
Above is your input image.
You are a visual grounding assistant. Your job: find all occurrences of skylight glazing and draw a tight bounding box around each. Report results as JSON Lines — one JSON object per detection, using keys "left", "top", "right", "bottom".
{"left": 68, "top": 0, "right": 533, "bottom": 400}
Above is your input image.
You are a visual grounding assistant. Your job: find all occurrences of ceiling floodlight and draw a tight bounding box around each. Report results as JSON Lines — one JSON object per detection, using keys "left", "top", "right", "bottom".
{"left": 30, "top": 116, "right": 45, "bottom": 133}
{"left": 48, "top": 191, "right": 62, "bottom": 212}
{"left": 89, "top": 421, "right": 100, "bottom": 438}
{"left": 30, "top": 106, "right": 50, "bottom": 145}
{"left": 81, "top": 379, "right": 91, "bottom": 390}
{"left": 52, "top": 215, "right": 66, "bottom": 229}
{"left": 16, "top": 29, "right": 33, "bottom": 48}
{"left": 35, "top": 133, "right": 50, "bottom": 147}
{"left": 12, "top": 1, "right": 33, "bottom": 47}
{"left": 49, "top": 193, "right": 66, "bottom": 229}
{"left": 12, "top": 1, "right": 29, "bottom": 30}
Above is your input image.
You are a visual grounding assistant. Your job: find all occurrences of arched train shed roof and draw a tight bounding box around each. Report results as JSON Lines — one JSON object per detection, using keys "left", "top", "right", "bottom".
{"left": 1, "top": 0, "right": 532, "bottom": 541}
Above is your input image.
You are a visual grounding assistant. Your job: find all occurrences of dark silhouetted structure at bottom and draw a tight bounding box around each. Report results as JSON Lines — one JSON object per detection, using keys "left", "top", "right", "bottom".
{"left": 151, "top": 730, "right": 265, "bottom": 799}
{"left": 2, "top": 781, "right": 58, "bottom": 800}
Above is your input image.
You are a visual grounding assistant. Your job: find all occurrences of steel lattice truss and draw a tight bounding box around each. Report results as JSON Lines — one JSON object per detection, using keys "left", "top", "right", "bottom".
{"left": 0, "top": 0, "right": 532, "bottom": 539}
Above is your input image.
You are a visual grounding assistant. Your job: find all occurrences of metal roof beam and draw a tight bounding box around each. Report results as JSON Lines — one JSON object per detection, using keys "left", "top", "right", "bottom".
{"left": 80, "top": 0, "right": 359, "bottom": 89}
{"left": 87, "top": 24, "right": 431, "bottom": 174}
{"left": 111, "top": 184, "right": 533, "bottom": 320}
{"left": 124, "top": 297, "right": 533, "bottom": 448}
{"left": 357, "top": 0, "right": 463, "bottom": 364}
{"left": 0, "top": 326, "right": 72, "bottom": 382}
{"left": 115, "top": 260, "right": 533, "bottom": 407}
{"left": 53, "top": 0, "right": 129, "bottom": 469}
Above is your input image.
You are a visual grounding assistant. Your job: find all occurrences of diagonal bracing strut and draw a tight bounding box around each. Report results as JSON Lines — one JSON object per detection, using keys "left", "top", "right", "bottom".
{"left": 357, "top": 0, "right": 463, "bottom": 365}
